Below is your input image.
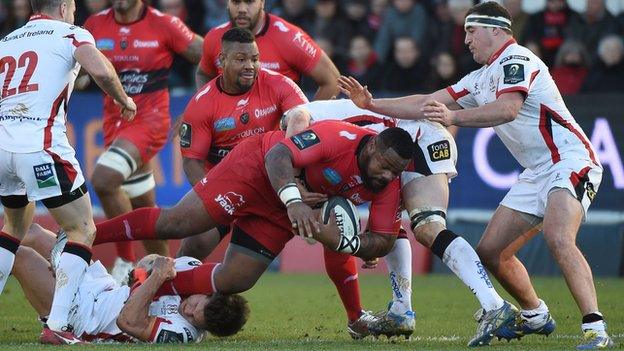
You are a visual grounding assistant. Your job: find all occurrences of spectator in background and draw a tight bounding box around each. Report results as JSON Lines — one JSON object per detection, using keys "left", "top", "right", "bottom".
{"left": 566, "top": 0, "right": 616, "bottom": 62}
{"left": 583, "top": 34, "right": 624, "bottom": 93}
{"left": 276, "top": 0, "right": 314, "bottom": 33}
{"left": 344, "top": 0, "right": 375, "bottom": 42}
{"left": 345, "top": 35, "right": 382, "bottom": 92}
{"left": 311, "top": 0, "right": 350, "bottom": 57}
{"left": 382, "top": 37, "right": 428, "bottom": 93}
{"left": 425, "top": 51, "right": 460, "bottom": 92}
{"left": 76, "top": 0, "right": 109, "bottom": 25}
{"left": 551, "top": 40, "right": 590, "bottom": 95}
{"left": 447, "top": 0, "right": 478, "bottom": 76}
{"left": 523, "top": 0, "right": 573, "bottom": 67}
{"left": 425, "top": 0, "right": 454, "bottom": 55}
{"left": 374, "top": 0, "right": 427, "bottom": 62}
{"left": 4, "top": 0, "right": 31, "bottom": 31}
{"left": 503, "top": 0, "right": 527, "bottom": 43}
{"left": 368, "top": 0, "right": 388, "bottom": 33}
{"left": 202, "top": 0, "right": 228, "bottom": 31}
{"left": 300, "top": 36, "right": 346, "bottom": 93}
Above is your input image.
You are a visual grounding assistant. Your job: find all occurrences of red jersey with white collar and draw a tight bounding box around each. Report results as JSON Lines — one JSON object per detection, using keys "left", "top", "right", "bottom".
{"left": 199, "top": 14, "right": 322, "bottom": 83}
{"left": 180, "top": 68, "right": 308, "bottom": 169}
{"left": 84, "top": 6, "right": 194, "bottom": 119}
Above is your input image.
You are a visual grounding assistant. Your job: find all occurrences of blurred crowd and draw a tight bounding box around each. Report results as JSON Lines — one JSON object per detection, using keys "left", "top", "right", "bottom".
{"left": 2, "top": 0, "right": 624, "bottom": 95}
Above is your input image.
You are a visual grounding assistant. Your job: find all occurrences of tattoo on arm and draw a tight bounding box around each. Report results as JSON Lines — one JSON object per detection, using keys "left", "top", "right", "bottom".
{"left": 355, "top": 231, "right": 396, "bottom": 260}
{"left": 265, "top": 144, "right": 297, "bottom": 192}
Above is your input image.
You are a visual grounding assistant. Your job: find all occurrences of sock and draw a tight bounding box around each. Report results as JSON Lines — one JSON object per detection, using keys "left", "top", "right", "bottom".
{"left": 94, "top": 208, "right": 160, "bottom": 245}
{"left": 582, "top": 312, "right": 606, "bottom": 333}
{"left": 520, "top": 299, "right": 550, "bottom": 328}
{"left": 323, "top": 247, "right": 362, "bottom": 322}
{"left": 0, "top": 231, "right": 20, "bottom": 294}
{"left": 46, "top": 242, "right": 92, "bottom": 331}
{"left": 432, "top": 230, "right": 505, "bottom": 311}
{"left": 156, "top": 262, "right": 219, "bottom": 297}
{"left": 384, "top": 237, "right": 413, "bottom": 315}
{"left": 115, "top": 242, "right": 136, "bottom": 262}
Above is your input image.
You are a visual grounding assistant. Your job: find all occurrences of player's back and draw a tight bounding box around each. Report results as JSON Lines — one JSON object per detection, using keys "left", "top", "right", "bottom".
{"left": 0, "top": 16, "right": 93, "bottom": 152}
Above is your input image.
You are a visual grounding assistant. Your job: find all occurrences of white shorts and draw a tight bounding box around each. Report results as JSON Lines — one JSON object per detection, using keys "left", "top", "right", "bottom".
{"left": 0, "top": 143, "right": 85, "bottom": 202}
{"left": 69, "top": 261, "right": 130, "bottom": 340}
{"left": 398, "top": 120, "right": 458, "bottom": 187}
{"left": 500, "top": 159, "right": 602, "bottom": 220}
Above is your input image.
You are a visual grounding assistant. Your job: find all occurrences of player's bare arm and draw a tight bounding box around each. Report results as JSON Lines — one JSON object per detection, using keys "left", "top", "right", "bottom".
{"left": 180, "top": 36, "right": 204, "bottom": 65}
{"left": 182, "top": 157, "right": 206, "bottom": 186}
{"left": 424, "top": 92, "right": 523, "bottom": 127}
{"left": 195, "top": 66, "right": 216, "bottom": 90}
{"left": 338, "top": 76, "right": 461, "bottom": 120}
{"left": 309, "top": 52, "right": 340, "bottom": 101}
{"left": 74, "top": 44, "right": 137, "bottom": 121}
{"left": 117, "top": 256, "right": 176, "bottom": 341}
{"left": 265, "top": 144, "right": 321, "bottom": 238}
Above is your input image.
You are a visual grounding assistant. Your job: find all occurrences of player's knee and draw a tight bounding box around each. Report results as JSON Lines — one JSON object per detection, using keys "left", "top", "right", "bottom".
{"left": 93, "top": 147, "right": 138, "bottom": 193}
{"left": 543, "top": 233, "right": 575, "bottom": 257}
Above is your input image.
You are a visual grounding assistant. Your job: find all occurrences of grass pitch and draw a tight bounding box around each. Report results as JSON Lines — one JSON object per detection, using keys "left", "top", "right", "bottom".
{"left": 0, "top": 273, "right": 622, "bottom": 350}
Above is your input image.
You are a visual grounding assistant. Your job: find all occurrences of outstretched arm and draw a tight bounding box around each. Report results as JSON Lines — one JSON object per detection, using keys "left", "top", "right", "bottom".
{"left": 423, "top": 92, "right": 524, "bottom": 127}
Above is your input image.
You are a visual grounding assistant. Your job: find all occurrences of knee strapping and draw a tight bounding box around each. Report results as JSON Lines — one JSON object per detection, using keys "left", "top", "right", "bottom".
{"left": 409, "top": 207, "right": 447, "bottom": 231}
{"left": 121, "top": 172, "right": 155, "bottom": 198}
{"left": 96, "top": 146, "right": 138, "bottom": 179}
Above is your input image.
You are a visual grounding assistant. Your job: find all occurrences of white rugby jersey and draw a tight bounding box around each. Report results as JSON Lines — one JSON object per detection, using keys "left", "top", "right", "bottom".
{"left": 446, "top": 39, "right": 600, "bottom": 171}
{"left": 0, "top": 15, "right": 94, "bottom": 152}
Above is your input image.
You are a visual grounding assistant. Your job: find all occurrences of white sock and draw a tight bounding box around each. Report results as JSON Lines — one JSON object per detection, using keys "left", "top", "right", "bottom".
{"left": 582, "top": 312, "right": 606, "bottom": 334}
{"left": 385, "top": 238, "right": 412, "bottom": 315}
{"left": 441, "top": 237, "right": 505, "bottom": 311}
{"left": 46, "top": 252, "right": 88, "bottom": 331}
{"left": 0, "top": 248, "right": 16, "bottom": 295}
{"left": 520, "top": 299, "right": 550, "bottom": 328}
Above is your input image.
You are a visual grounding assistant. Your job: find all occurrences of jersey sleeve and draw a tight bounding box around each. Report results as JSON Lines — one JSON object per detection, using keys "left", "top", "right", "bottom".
{"left": 162, "top": 15, "right": 195, "bottom": 54}
{"left": 198, "top": 31, "right": 219, "bottom": 76}
{"left": 446, "top": 74, "right": 479, "bottom": 109}
{"left": 148, "top": 317, "right": 200, "bottom": 343}
{"left": 180, "top": 87, "right": 213, "bottom": 160}
{"left": 368, "top": 179, "right": 402, "bottom": 235}
{"left": 275, "top": 73, "right": 309, "bottom": 111}
{"left": 280, "top": 25, "right": 323, "bottom": 74}
{"left": 495, "top": 54, "right": 540, "bottom": 99}
{"left": 63, "top": 25, "right": 96, "bottom": 58}
{"left": 279, "top": 123, "right": 340, "bottom": 167}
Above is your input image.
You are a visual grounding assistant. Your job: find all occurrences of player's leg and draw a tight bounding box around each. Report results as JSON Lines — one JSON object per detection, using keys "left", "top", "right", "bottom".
{"left": 12, "top": 245, "right": 56, "bottom": 318}
{"left": 0, "top": 197, "right": 34, "bottom": 294}
{"left": 543, "top": 186, "right": 612, "bottom": 349}
{"left": 127, "top": 160, "right": 169, "bottom": 257}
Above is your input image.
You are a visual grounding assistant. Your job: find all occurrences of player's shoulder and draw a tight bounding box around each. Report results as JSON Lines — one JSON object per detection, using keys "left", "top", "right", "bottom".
{"left": 190, "top": 80, "right": 219, "bottom": 104}
{"left": 152, "top": 316, "right": 202, "bottom": 343}
{"left": 84, "top": 8, "right": 113, "bottom": 26}
{"left": 266, "top": 14, "right": 303, "bottom": 35}
{"left": 146, "top": 6, "right": 183, "bottom": 26}
{"left": 206, "top": 21, "right": 231, "bottom": 39}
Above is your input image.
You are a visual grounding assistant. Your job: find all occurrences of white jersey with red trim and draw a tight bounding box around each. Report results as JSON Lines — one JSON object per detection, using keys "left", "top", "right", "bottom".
{"left": 446, "top": 39, "right": 600, "bottom": 171}
{"left": 0, "top": 16, "right": 94, "bottom": 153}
{"left": 146, "top": 256, "right": 204, "bottom": 343}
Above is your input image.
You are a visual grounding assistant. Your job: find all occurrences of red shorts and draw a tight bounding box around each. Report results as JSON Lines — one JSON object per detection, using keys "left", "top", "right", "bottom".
{"left": 103, "top": 112, "right": 170, "bottom": 164}
{"left": 193, "top": 136, "right": 294, "bottom": 254}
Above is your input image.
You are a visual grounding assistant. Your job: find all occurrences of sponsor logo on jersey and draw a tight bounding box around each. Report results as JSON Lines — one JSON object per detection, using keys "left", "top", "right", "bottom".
{"left": 427, "top": 140, "right": 451, "bottom": 161}
{"left": 214, "top": 117, "right": 236, "bottom": 132}
{"left": 260, "top": 62, "right": 280, "bottom": 70}
{"left": 240, "top": 112, "right": 249, "bottom": 124}
{"left": 292, "top": 31, "right": 317, "bottom": 57}
{"left": 133, "top": 39, "right": 159, "bottom": 48}
{"left": 339, "top": 131, "right": 357, "bottom": 140}
{"left": 119, "top": 27, "right": 131, "bottom": 35}
{"left": 340, "top": 175, "right": 363, "bottom": 193}
{"left": 95, "top": 38, "right": 114, "bottom": 50}
{"left": 254, "top": 104, "right": 277, "bottom": 119}
{"left": 291, "top": 130, "right": 320, "bottom": 150}
{"left": 499, "top": 54, "right": 530, "bottom": 64}
{"left": 214, "top": 192, "right": 245, "bottom": 215}
{"left": 195, "top": 85, "right": 211, "bottom": 101}
{"left": 179, "top": 123, "right": 192, "bottom": 148}
{"left": 274, "top": 21, "right": 290, "bottom": 32}
{"left": 183, "top": 327, "right": 194, "bottom": 342}
{"left": 120, "top": 71, "right": 148, "bottom": 94}
{"left": 33, "top": 163, "right": 56, "bottom": 188}
{"left": 349, "top": 193, "right": 364, "bottom": 204}
{"left": 120, "top": 39, "right": 128, "bottom": 50}
{"left": 236, "top": 97, "right": 249, "bottom": 108}
{"left": 503, "top": 63, "right": 524, "bottom": 84}
{"left": 8, "top": 103, "right": 29, "bottom": 116}
{"left": 585, "top": 182, "right": 596, "bottom": 202}
{"left": 156, "top": 330, "right": 185, "bottom": 343}
{"left": 235, "top": 127, "right": 265, "bottom": 139}
{"left": 322, "top": 168, "right": 342, "bottom": 185}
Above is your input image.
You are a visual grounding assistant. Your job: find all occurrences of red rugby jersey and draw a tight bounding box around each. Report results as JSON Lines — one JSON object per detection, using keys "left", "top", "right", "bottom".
{"left": 199, "top": 14, "right": 322, "bottom": 83}
{"left": 262, "top": 121, "right": 402, "bottom": 235}
{"left": 84, "top": 6, "right": 195, "bottom": 118}
{"left": 180, "top": 68, "right": 308, "bottom": 168}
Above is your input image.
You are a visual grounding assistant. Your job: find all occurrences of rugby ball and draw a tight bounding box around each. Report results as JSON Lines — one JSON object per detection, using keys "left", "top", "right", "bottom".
{"left": 321, "top": 196, "right": 361, "bottom": 239}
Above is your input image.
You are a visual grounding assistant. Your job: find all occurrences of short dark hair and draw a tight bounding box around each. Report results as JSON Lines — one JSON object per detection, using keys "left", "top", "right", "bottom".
{"left": 376, "top": 127, "right": 414, "bottom": 160}
{"left": 466, "top": 1, "right": 512, "bottom": 33}
{"left": 202, "top": 294, "right": 250, "bottom": 337}
{"left": 221, "top": 27, "right": 255, "bottom": 45}
{"left": 31, "top": 0, "right": 65, "bottom": 13}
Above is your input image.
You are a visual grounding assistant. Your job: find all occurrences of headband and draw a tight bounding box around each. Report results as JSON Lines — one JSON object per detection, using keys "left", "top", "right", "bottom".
{"left": 464, "top": 14, "right": 512, "bottom": 30}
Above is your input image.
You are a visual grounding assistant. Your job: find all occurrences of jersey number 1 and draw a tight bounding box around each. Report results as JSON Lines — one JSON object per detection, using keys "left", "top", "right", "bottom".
{"left": 1, "top": 51, "right": 39, "bottom": 98}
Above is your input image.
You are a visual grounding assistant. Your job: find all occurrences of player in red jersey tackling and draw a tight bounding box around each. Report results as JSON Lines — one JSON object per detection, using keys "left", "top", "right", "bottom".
{"left": 83, "top": 0, "right": 203, "bottom": 283}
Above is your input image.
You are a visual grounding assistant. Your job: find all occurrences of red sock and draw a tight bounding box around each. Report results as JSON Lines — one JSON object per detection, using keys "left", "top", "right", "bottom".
{"left": 323, "top": 248, "right": 362, "bottom": 322}
{"left": 155, "top": 262, "right": 219, "bottom": 297}
{"left": 94, "top": 208, "right": 161, "bottom": 245}
{"left": 115, "top": 242, "right": 136, "bottom": 262}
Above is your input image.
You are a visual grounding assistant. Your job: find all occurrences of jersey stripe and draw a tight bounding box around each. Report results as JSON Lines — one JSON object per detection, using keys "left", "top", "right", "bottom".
{"left": 570, "top": 166, "right": 591, "bottom": 201}
{"left": 343, "top": 114, "right": 397, "bottom": 128}
{"left": 446, "top": 86, "right": 469, "bottom": 101}
{"left": 43, "top": 84, "right": 68, "bottom": 149}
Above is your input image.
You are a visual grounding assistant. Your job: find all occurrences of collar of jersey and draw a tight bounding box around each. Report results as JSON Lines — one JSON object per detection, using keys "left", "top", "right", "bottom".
{"left": 216, "top": 76, "right": 250, "bottom": 96}
{"left": 30, "top": 14, "right": 53, "bottom": 21}
{"left": 256, "top": 13, "right": 272, "bottom": 37}
{"left": 487, "top": 38, "right": 516, "bottom": 65}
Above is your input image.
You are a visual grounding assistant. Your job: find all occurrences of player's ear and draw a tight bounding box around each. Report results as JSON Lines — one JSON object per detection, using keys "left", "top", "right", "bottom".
{"left": 218, "top": 52, "right": 226, "bottom": 68}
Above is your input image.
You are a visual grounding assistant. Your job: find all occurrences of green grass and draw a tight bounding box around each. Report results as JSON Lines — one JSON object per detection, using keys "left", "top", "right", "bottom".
{"left": 0, "top": 273, "right": 622, "bottom": 350}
